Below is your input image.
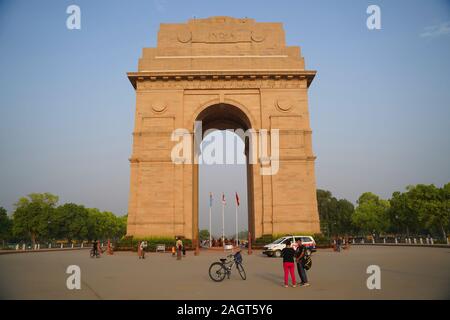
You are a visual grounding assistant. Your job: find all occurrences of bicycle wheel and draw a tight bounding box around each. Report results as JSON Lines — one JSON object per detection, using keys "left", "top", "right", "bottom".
{"left": 236, "top": 263, "right": 246, "bottom": 280}
{"left": 209, "top": 262, "right": 227, "bottom": 282}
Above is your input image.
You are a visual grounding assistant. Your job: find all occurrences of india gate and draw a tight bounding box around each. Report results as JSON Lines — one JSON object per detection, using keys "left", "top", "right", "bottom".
{"left": 126, "top": 17, "right": 321, "bottom": 241}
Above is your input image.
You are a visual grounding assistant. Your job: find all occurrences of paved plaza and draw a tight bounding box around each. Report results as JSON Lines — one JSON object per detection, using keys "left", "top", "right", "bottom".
{"left": 0, "top": 246, "right": 448, "bottom": 300}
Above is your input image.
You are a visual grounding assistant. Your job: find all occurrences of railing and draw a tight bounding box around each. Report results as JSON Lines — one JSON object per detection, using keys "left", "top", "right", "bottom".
{"left": 1, "top": 242, "right": 97, "bottom": 251}
{"left": 344, "top": 237, "right": 449, "bottom": 246}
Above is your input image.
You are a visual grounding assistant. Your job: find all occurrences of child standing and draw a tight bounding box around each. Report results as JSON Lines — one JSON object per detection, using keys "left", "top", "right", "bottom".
{"left": 281, "top": 240, "right": 296, "bottom": 287}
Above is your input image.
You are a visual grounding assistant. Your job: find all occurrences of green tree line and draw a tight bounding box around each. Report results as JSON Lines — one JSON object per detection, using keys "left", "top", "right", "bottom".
{"left": 318, "top": 182, "right": 449, "bottom": 239}
{"left": 0, "top": 193, "right": 127, "bottom": 245}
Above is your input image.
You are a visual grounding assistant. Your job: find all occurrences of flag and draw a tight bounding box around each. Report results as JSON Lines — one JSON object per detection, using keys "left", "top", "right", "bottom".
{"left": 235, "top": 192, "right": 240, "bottom": 207}
{"left": 209, "top": 192, "right": 213, "bottom": 208}
{"left": 222, "top": 193, "right": 226, "bottom": 205}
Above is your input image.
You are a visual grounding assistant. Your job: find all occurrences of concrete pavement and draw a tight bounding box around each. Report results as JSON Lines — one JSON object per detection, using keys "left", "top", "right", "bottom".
{"left": 0, "top": 246, "right": 448, "bottom": 299}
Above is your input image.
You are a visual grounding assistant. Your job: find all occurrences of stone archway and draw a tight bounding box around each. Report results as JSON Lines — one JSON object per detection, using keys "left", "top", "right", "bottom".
{"left": 192, "top": 103, "right": 255, "bottom": 244}
{"left": 126, "top": 16, "right": 321, "bottom": 241}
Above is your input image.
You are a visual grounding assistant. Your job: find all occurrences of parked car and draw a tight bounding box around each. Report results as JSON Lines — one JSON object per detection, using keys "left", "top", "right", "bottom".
{"left": 262, "top": 235, "right": 316, "bottom": 257}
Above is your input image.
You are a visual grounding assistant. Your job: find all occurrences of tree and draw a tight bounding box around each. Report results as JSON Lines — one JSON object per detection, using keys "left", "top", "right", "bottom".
{"left": 317, "top": 189, "right": 355, "bottom": 236}
{"left": 86, "top": 208, "right": 126, "bottom": 241}
{"left": 388, "top": 190, "right": 419, "bottom": 236}
{"left": 12, "top": 193, "right": 59, "bottom": 244}
{"left": 54, "top": 203, "right": 89, "bottom": 242}
{"left": 199, "top": 229, "right": 210, "bottom": 241}
{"left": 0, "top": 206, "right": 13, "bottom": 246}
{"left": 407, "top": 184, "right": 449, "bottom": 240}
{"left": 336, "top": 199, "right": 355, "bottom": 235}
{"left": 117, "top": 215, "right": 128, "bottom": 239}
{"left": 352, "top": 192, "right": 390, "bottom": 236}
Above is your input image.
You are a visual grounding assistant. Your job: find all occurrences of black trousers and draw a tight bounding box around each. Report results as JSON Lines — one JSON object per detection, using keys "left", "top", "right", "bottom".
{"left": 296, "top": 261, "right": 308, "bottom": 284}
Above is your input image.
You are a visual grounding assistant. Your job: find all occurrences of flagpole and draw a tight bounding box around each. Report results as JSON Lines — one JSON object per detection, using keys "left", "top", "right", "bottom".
{"left": 235, "top": 204, "right": 238, "bottom": 247}
{"left": 209, "top": 205, "right": 212, "bottom": 248}
{"left": 222, "top": 201, "right": 225, "bottom": 247}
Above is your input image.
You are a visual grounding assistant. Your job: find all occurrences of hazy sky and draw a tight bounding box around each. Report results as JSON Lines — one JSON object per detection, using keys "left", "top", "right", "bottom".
{"left": 1, "top": 1, "right": 449, "bottom": 236}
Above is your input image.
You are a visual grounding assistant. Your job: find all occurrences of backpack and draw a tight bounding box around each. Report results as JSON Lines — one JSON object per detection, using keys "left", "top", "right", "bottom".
{"left": 234, "top": 251, "right": 243, "bottom": 264}
{"left": 303, "top": 255, "right": 312, "bottom": 270}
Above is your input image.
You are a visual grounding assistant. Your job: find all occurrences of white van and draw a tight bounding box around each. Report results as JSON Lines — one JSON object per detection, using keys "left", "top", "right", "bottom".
{"left": 262, "top": 235, "right": 316, "bottom": 257}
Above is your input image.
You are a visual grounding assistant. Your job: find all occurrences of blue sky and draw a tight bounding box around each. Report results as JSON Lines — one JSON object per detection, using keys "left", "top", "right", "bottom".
{"left": 1, "top": 0, "right": 449, "bottom": 235}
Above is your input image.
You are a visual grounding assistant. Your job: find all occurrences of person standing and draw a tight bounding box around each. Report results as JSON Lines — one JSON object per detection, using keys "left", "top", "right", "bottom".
{"left": 139, "top": 241, "right": 147, "bottom": 259}
{"left": 176, "top": 237, "right": 183, "bottom": 260}
{"left": 337, "top": 237, "right": 342, "bottom": 252}
{"left": 295, "top": 239, "right": 310, "bottom": 287}
{"left": 92, "top": 240, "right": 98, "bottom": 257}
{"left": 281, "top": 240, "right": 296, "bottom": 288}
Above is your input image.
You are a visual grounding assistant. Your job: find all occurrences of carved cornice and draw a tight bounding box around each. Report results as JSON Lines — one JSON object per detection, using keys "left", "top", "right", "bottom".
{"left": 129, "top": 155, "right": 316, "bottom": 163}
{"left": 128, "top": 70, "right": 316, "bottom": 90}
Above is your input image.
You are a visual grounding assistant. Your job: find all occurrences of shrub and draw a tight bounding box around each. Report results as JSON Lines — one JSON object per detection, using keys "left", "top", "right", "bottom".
{"left": 254, "top": 234, "right": 273, "bottom": 245}
{"left": 312, "top": 233, "right": 331, "bottom": 246}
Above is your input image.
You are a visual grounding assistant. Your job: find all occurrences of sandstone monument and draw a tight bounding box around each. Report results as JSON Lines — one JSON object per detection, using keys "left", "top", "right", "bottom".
{"left": 126, "top": 16, "right": 320, "bottom": 240}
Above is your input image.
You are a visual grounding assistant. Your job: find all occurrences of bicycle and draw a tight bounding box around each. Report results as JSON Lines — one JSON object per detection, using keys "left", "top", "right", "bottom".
{"left": 208, "top": 251, "right": 246, "bottom": 282}
{"left": 90, "top": 248, "right": 100, "bottom": 258}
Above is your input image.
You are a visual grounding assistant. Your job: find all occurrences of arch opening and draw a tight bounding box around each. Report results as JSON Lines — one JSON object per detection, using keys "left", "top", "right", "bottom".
{"left": 193, "top": 103, "right": 255, "bottom": 246}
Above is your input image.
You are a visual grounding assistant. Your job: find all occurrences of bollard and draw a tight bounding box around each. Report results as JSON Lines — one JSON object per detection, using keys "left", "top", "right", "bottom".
{"left": 81, "top": 243, "right": 84, "bottom": 248}
{"left": 395, "top": 237, "right": 398, "bottom": 244}
{"left": 413, "top": 238, "right": 417, "bottom": 244}
{"left": 37, "top": 244, "right": 40, "bottom": 250}
{"left": 22, "top": 244, "right": 26, "bottom": 251}
{"left": 426, "top": 237, "right": 429, "bottom": 245}
{"left": 15, "top": 244, "right": 19, "bottom": 250}
{"left": 361, "top": 239, "right": 365, "bottom": 244}
{"left": 372, "top": 238, "right": 375, "bottom": 244}
{"left": 49, "top": 243, "right": 51, "bottom": 249}
{"left": 383, "top": 238, "right": 386, "bottom": 244}
{"left": 447, "top": 238, "right": 449, "bottom": 245}
{"left": 420, "top": 238, "right": 423, "bottom": 245}
{"left": 430, "top": 238, "right": 434, "bottom": 245}
{"left": 353, "top": 239, "right": 355, "bottom": 244}
{"left": 71, "top": 243, "right": 74, "bottom": 249}
{"left": 61, "top": 243, "right": 63, "bottom": 249}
